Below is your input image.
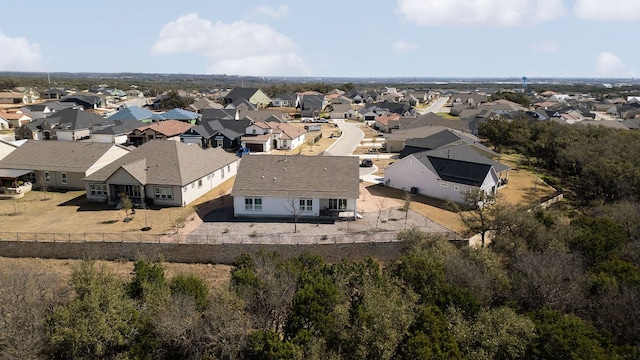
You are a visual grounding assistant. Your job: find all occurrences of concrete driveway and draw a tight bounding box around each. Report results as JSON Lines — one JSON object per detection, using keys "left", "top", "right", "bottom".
{"left": 323, "top": 120, "right": 364, "bottom": 156}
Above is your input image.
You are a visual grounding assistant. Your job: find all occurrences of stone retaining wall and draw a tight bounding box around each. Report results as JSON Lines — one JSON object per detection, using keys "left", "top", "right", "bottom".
{"left": 0, "top": 240, "right": 406, "bottom": 264}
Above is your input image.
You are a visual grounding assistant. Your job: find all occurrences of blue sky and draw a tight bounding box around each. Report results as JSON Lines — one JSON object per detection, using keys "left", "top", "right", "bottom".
{"left": 0, "top": 0, "right": 638, "bottom": 78}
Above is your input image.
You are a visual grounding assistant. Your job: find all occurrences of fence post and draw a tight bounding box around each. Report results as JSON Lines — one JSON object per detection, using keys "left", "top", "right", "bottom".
{"left": 68, "top": 233, "right": 71, "bottom": 242}
{"left": 52, "top": 233, "right": 55, "bottom": 242}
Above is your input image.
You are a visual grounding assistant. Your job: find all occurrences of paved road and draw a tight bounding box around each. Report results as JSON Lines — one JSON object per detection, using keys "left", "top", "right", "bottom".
{"left": 416, "top": 96, "right": 450, "bottom": 115}
{"left": 323, "top": 120, "right": 364, "bottom": 156}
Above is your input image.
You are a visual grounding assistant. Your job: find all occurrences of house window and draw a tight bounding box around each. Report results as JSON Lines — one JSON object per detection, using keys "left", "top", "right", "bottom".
{"left": 221, "top": 167, "right": 225, "bottom": 179}
{"left": 227, "top": 165, "right": 231, "bottom": 172}
{"left": 245, "top": 197, "right": 262, "bottom": 211}
{"left": 207, "top": 174, "right": 211, "bottom": 180}
{"left": 89, "top": 183, "right": 107, "bottom": 196}
{"left": 44, "top": 171, "right": 51, "bottom": 183}
{"left": 191, "top": 182, "right": 195, "bottom": 188}
{"left": 198, "top": 179, "right": 203, "bottom": 188}
{"left": 216, "top": 139, "right": 223, "bottom": 147}
{"left": 328, "top": 198, "right": 347, "bottom": 210}
{"left": 154, "top": 187, "right": 173, "bottom": 200}
{"left": 27, "top": 172, "right": 37, "bottom": 183}
{"left": 252, "top": 129, "right": 257, "bottom": 134}
{"left": 454, "top": 185, "right": 460, "bottom": 191}
{"left": 299, "top": 199, "right": 313, "bottom": 212}
{"left": 61, "top": 172, "right": 67, "bottom": 184}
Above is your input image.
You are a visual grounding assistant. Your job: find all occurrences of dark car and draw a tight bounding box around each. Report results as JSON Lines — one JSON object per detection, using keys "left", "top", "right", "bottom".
{"left": 360, "top": 159, "right": 373, "bottom": 167}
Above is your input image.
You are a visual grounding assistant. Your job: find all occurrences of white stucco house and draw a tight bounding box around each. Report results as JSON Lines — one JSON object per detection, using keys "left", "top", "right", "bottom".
{"left": 231, "top": 154, "right": 360, "bottom": 219}
{"left": 384, "top": 144, "right": 509, "bottom": 205}
{"left": 241, "top": 121, "right": 306, "bottom": 153}
{"left": 83, "top": 140, "right": 239, "bottom": 207}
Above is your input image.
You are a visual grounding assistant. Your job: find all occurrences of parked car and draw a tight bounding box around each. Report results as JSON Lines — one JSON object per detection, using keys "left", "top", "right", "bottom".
{"left": 360, "top": 159, "right": 373, "bottom": 167}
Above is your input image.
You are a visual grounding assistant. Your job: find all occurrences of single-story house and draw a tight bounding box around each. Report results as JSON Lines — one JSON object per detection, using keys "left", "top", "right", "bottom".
{"left": 0, "top": 109, "right": 32, "bottom": 128}
{"left": 374, "top": 114, "right": 401, "bottom": 133}
{"left": 127, "top": 120, "right": 194, "bottom": 146}
{"left": 181, "top": 119, "right": 252, "bottom": 150}
{"left": 92, "top": 120, "right": 144, "bottom": 144}
{"left": 83, "top": 140, "right": 239, "bottom": 207}
{"left": 231, "top": 154, "right": 360, "bottom": 219}
{"left": 223, "top": 88, "right": 271, "bottom": 108}
{"left": 0, "top": 140, "right": 130, "bottom": 190}
{"left": 384, "top": 144, "right": 509, "bottom": 205}
{"left": 48, "top": 108, "right": 110, "bottom": 142}
{"left": 241, "top": 121, "right": 306, "bottom": 152}
{"left": 106, "top": 105, "right": 153, "bottom": 123}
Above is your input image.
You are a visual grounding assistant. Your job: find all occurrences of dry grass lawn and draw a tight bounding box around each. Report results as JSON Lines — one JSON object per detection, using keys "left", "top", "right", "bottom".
{"left": 0, "top": 178, "right": 236, "bottom": 237}
{"left": 0, "top": 256, "right": 232, "bottom": 292}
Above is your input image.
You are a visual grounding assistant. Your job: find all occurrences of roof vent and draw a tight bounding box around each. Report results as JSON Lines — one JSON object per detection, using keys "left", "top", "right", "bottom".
{"left": 261, "top": 175, "right": 264, "bottom": 179}
{"left": 273, "top": 177, "right": 277, "bottom": 181}
{"left": 324, "top": 168, "right": 327, "bottom": 171}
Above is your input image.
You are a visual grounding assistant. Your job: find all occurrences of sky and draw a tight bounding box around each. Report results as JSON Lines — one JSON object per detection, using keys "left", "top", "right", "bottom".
{"left": 0, "top": 0, "right": 638, "bottom": 78}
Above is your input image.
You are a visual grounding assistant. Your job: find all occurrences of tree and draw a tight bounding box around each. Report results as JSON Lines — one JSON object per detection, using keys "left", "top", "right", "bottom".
{"left": 231, "top": 251, "right": 299, "bottom": 333}
{"left": 528, "top": 308, "right": 627, "bottom": 359}
{"left": 569, "top": 216, "right": 629, "bottom": 267}
{"left": 36, "top": 172, "right": 49, "bottom": 200}
{"left": 510, "top": 251, "right": 588, "bottom": 313}
{"left": 156, "top": 90, "right": 190, "bottom": 110}
{"left": 396, "top": 306, "right": 462, "bottom": 360}
{"left": 46, "top": 260, "right": 140, "bottom": 359}
{"left": 170, "top": 273, "right": 210, "bottom": 311}
{"left": 448, "top": 306, "right": 536, "bottom": 360}
{"left": 453, "top": 189, "right": 500, "bottom": 246}
{"left": 120, "top": 193, "right": 133, "bottom": 220}
{"left": 283, "top": 197, "right": 303, "bottom": 233}
{"left": 0, "top": 264, "right": 66, "bottom": 360}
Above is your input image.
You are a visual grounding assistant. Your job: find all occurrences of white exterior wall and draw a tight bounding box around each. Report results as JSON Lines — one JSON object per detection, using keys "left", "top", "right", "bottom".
{"left": 56, "top": 129, "right": 90, "bottom": 142}
{"left": 288, "top": 134, "right": 305, "bottom": 150}
{"left": 92, "top": 134, "right": 128, "bottom": 144}
{"left": 181, "top": 159, "right": 239, "bottom": 206}
{"left": 384, "top": 156, "right": 499, "bottom": 204}
{"left": 234, "top": 196, "right": 356, "bottom": 217}
{"left": 182, "top": 136, "right": 201, "bottom": 146}
{"left": 233, "top": 196, "right": 315, "bottom": 217}
{"left": 146, "top": 185, "right": 181, "bottom": 206}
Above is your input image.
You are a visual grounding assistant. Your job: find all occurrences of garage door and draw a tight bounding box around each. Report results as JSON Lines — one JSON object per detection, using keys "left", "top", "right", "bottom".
{"left": 246, "top": 143, "right": 263, "bottom": 152}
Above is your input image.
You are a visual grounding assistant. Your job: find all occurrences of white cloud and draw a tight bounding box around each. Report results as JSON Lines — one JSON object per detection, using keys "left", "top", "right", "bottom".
{"left": 396, "top": 0, "right": 567, "bottom": 28}
{"left": 151, "top": 13, "right": 310, "bottom": 76}
{"left": 530, "top": 40, "right": 560, "bottom": 53}
{"left": 392, "top": 40, "right": 418, "bottom": 53}
{"left": 574, "top": 0, "right": 640, "bottom": 21}
{"left": 0, "top": 31, "right": 44, "bottom": 71}
{"left": 596, "top": 52, "right": 636, "bottom": 77}
{"left": 250, "top": 4, "right": 290, "bottom": 20}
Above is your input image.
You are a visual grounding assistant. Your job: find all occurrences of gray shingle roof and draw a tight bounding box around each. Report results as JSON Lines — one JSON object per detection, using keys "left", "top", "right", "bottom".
{"left": 231, "top": 154, "right": 360, "bottom": 199}
{"left": 0, "top": 140, "right": 122, "bottom": 173}
{"left": 84, "top": 140, "right": 238, "bottom": 186}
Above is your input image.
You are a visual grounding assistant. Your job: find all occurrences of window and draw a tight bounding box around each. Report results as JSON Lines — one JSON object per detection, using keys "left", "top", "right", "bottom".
{"left": 299, "top": 199, "right": 313, "bottom": 212}
{"left": 227, "top": 165, "right": 231, "bottom": 172}
{"left": 221, "top": 167, "right": 225, "bottom": 179}
{"left": 61, "top": 172, "right": 67, "bottom": 184}
{"left": 191, "top": 182, "right": 195, "bottom": 188}
{"left": 198, "top": 179, "right": 203, "bottom": 188}
{"left": 328, "top": 198, "right": 347, "bottom": 210}
{"left": 216, "top": 139, "right": 223, "bottom": 147}
{"left": 89, "top": 183, "right": 107, "bottom": 196}
{"left": 454, "top": 185, "right": 460, "bottom": 191}
{"left": 245, "top": 197, "right": 262, "bottom": 211}
{"left": 154, "top": 187, "right": 173, "bottom": 200}
{"left": 27, "top": 172, "right": 37, "bottom": 183}
{"left": 44, "top": 171, "right": 51, "bottom": 183}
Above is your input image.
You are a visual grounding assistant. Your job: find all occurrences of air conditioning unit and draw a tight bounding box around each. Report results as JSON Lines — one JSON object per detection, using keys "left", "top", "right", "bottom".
{"left": 410, "top": 187, "right": 418, "bottom": 194}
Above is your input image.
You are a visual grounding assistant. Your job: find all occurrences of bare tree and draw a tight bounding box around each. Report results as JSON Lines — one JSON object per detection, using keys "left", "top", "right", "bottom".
{"left": 283, "top": 197, "right": 303, "bottom": 233}
{"left": 0, "top": 264, "right": 68, "bottom": 359}
{"left": 452, "top": 189, "right": 499, "bottom": 247}
{"left": 403, "top": 191, "right": 412, "bottom": 229}
{"left": 36, "top": 172, "right": 49, "bottom": 200}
